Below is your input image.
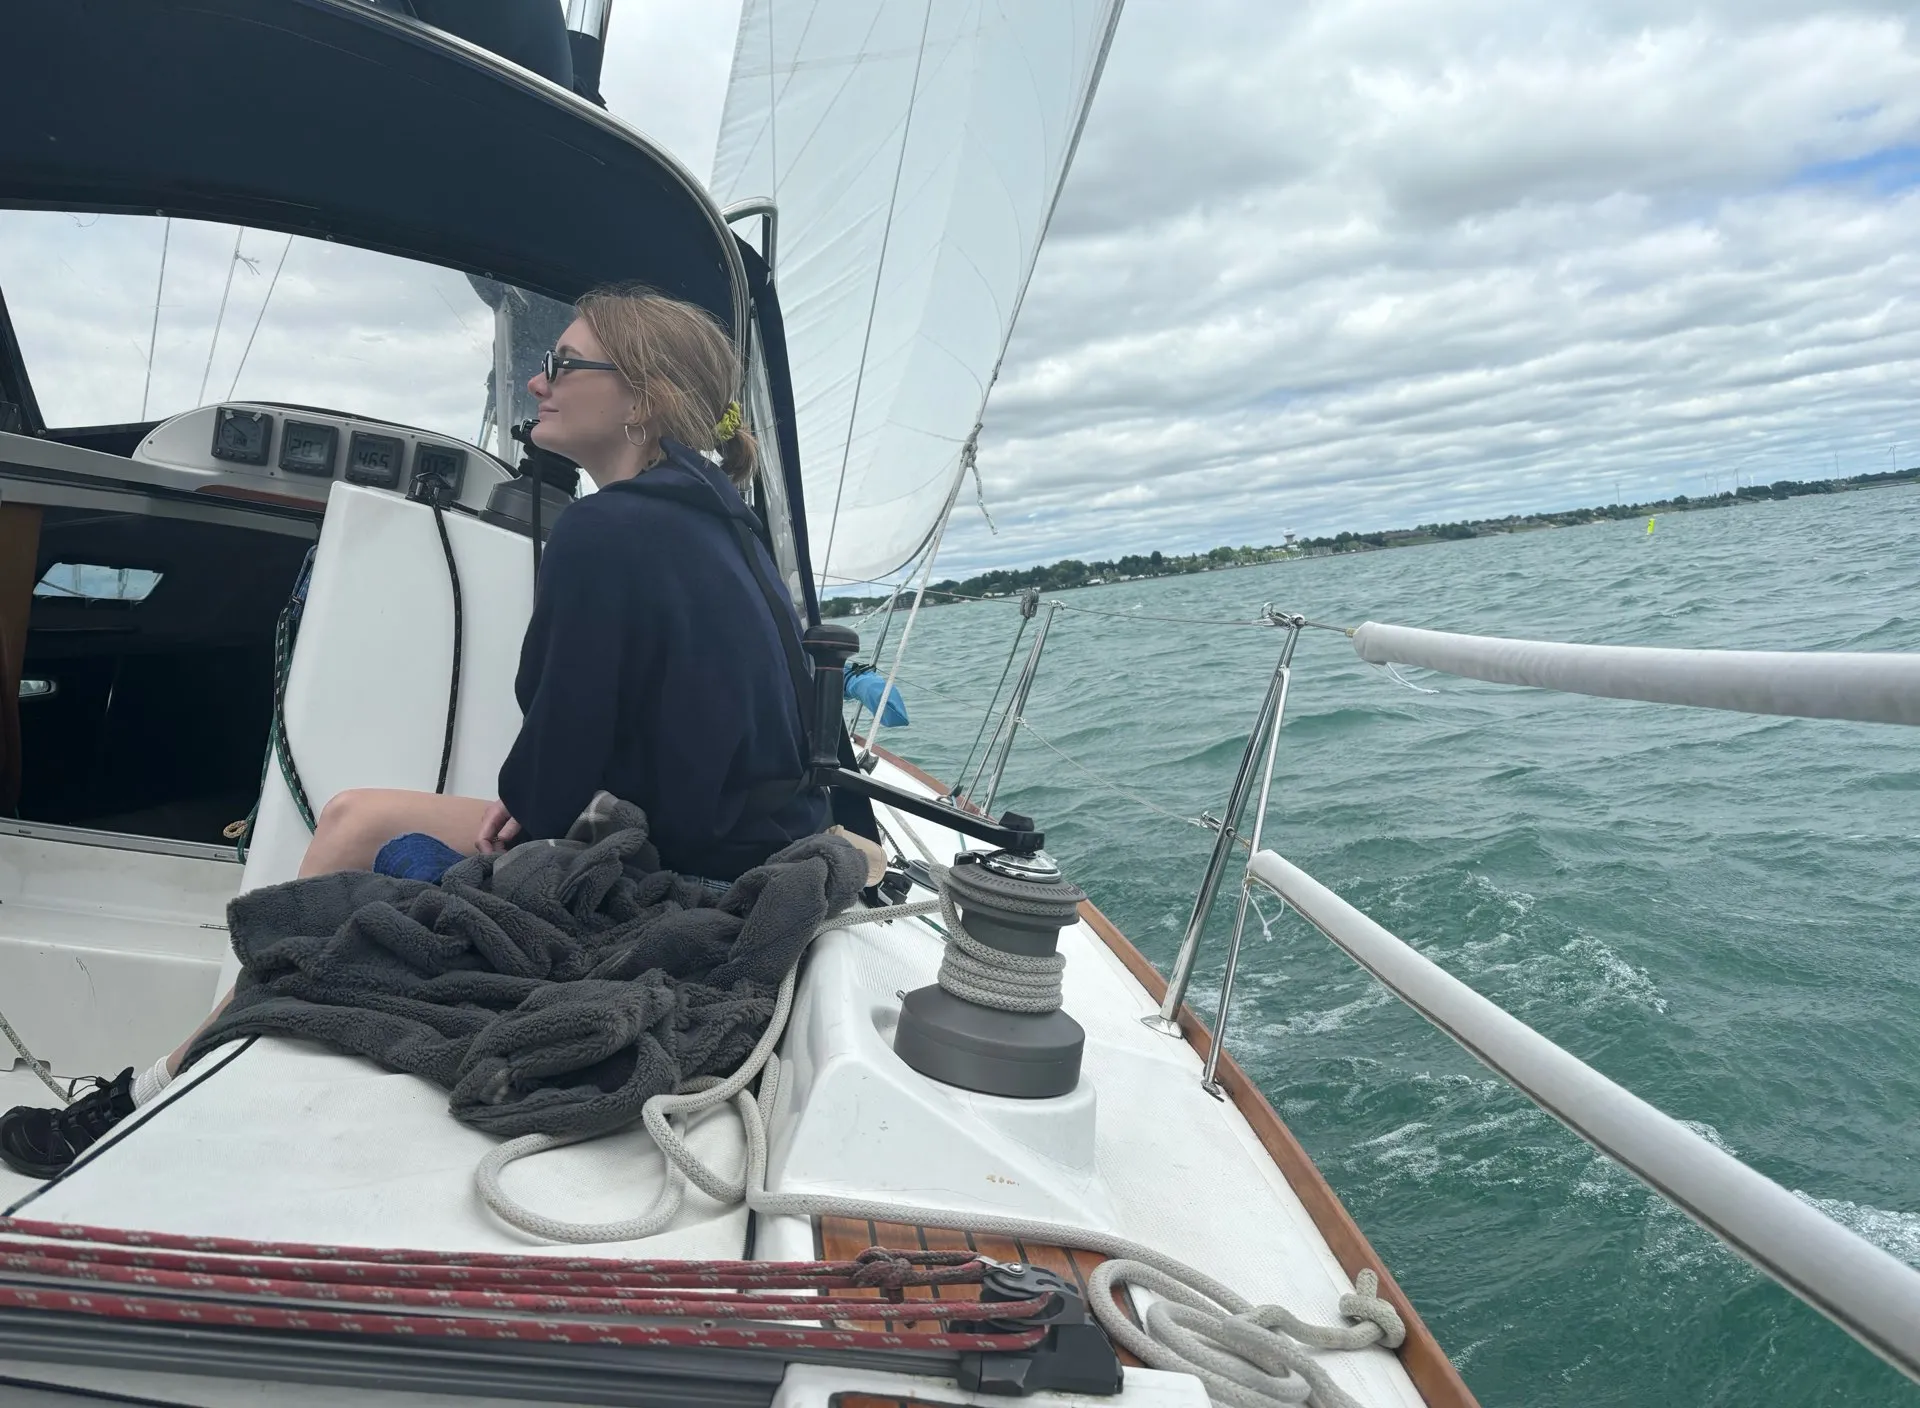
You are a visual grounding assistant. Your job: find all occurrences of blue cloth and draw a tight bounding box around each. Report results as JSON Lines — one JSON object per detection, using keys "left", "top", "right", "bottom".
{"left": 495, "top": 440, "right": 827, "bottom": 882}
{"left": 844, "top": 666, "right": 908, "bottom": 726}
{"left": 373, "top": 831, "right": 734, "bottom": 894}
{"left": 374, "top": 832, "right": 464, "bottom": 883}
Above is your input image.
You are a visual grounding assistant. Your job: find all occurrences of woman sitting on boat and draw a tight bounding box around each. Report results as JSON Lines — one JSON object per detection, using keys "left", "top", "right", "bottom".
{"left": 301, "top": 284, "right": 835, "bottom": 886}
{"left": 1, "top": 284, "right": 877, "bottom": 1177}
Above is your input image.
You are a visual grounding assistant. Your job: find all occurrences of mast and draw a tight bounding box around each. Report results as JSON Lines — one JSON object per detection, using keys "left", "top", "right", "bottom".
{"left": 563, "top": 0, "right": 614, "bottom": 106}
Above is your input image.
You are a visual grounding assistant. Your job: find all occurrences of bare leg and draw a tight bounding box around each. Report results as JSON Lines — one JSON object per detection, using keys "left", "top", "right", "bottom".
{"left": 296, "top": 788, "right": 493, "bottom": 878}
{"left": 162, "top": 789, "right": 494, "bottom": 1079}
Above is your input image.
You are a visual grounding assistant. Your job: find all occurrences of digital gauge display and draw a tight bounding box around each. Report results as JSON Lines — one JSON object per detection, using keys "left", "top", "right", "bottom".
{"left": 412, "top": 444, "right": 466, "bottom": 494}
{"left": 347, "top": 431, "right": 405, "bottom": 488}
{"left": 210, "top": 408, "right": 272, "bottom": 465}
{"left": 279, "top": 421, "right": 338, "bottom": 477}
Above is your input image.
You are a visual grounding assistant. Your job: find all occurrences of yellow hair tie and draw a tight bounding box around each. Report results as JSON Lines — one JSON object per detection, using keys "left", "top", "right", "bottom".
{"left": 714, "top": 401, "right": 742, "bottom": 442}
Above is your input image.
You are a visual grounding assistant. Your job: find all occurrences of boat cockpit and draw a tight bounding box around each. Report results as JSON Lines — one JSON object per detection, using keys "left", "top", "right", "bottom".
{"left": 0, "top": 210, "right": 576, "bottom": 850}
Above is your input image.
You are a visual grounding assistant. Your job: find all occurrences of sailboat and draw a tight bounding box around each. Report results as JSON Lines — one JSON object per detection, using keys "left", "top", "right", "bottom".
{"left": 1, "top": 3, "right": 1916, "bottom": 1406}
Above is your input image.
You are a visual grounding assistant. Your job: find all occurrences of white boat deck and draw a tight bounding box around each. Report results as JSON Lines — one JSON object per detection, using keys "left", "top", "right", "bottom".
{"left": 0, "top": 829, "right": 234, "bottom": 1081}
{"left": 1, "top": 754, "right": 1427, "bottom": 1408}
{"left": 0, "top": 495, "right": 1439, "bottom": 1404}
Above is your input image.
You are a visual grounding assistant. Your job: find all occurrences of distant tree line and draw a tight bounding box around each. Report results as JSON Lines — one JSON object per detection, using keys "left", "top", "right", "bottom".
{"left": 819, "top": 465, "right": 1920, "bottom": 618}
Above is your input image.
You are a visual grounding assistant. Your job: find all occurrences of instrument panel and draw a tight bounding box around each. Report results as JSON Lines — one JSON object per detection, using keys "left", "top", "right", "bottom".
{"left": 140, "top": 404, "right": 484, "bottom": 504}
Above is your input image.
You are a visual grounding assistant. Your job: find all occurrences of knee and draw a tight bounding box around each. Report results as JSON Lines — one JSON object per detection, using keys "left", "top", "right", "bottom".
{"left": 313, "top": 788, "right": 381, "bottom": 843}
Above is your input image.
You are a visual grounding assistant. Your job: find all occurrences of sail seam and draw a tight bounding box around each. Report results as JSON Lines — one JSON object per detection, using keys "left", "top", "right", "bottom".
{"left": 957, "top": 0, "right": 1127, "bottom": 525}
{"left": 817, "top": 0, "right": 939, "bottom": 583}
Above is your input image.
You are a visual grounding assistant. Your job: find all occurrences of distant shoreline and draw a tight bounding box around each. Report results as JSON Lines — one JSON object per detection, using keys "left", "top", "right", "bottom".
{"left": 822, "top": 468, "right": 1920, "bottom": 616}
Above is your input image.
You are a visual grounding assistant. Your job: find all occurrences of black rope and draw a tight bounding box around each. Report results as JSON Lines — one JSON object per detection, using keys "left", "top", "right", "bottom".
{"left": 431, "top": 503, "right": 464, "bottom": 795}
{"left": 269, "top": 594, "right": 314, "bottom": 827}
{"left": 231, "top": 557, "right": 316, "bottom": 859}
{"left": 529, "top": 448, "right": 543, "bottom": 575}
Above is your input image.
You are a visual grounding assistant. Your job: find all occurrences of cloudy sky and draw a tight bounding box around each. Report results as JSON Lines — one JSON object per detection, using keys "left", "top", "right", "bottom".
{"left": 610, "top": 0, "right": 1920, "bottom": 578}
{"left": 8, "top": 1, "right": 1920, "bottom": 581}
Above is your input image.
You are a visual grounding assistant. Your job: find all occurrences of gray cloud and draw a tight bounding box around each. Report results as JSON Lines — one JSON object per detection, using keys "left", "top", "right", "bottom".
{"left": 1, "top": 212, "right": 503, "bottom": 440}
{"left": 935, "top": 0, "right": 1920, "bottom": 576}
{"left": 10, "top": 0, "right": 1919, "bottom": 591}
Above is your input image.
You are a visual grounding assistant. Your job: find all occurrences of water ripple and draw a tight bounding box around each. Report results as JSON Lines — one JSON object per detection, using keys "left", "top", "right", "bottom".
{"left": 887, "top": 485, "right": 1920, "bottom": 1408}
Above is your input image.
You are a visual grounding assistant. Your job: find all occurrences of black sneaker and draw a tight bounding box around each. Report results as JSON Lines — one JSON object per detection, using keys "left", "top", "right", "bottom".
{"left": 0, "top": 1068, "right": 136, "bottom": 1178}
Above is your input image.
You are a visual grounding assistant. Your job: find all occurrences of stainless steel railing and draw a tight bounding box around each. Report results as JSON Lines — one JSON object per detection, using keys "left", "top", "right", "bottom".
{"left": 1143, "top": 613, "right": 1302, "bottom": 1040}
{"left": 1246, "top": 847, "right": 1920, "bottom": 1385}
{"left": 974, "top": 600, "right": 1061, "bottom": 816}
{"left": 1148, "top": 617, "right": 1920, "bottom": 1384}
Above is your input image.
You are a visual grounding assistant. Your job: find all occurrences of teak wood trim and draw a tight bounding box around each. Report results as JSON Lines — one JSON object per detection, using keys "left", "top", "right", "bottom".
{"left": 0, "top": 502, "right": 40, "bottom": 681}
{"left": 866, "top": 743, "right": 1480, "bottom": 1408}
{"left": 0, "top": 502, "right": 42, "bottom": 812}
{"left": 813, "top": 1214, "right": 1143, "bottom": 1366}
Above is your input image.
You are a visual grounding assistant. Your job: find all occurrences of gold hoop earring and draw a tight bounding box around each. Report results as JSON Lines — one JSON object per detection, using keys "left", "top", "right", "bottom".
{"left": 622, "top": 423, "right": 643, "bottom": 447}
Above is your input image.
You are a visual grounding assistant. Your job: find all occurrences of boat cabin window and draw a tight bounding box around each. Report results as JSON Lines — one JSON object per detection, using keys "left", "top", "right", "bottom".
{"left": 0, "top": 211, "right": 573, "bottom": 849}
{"left": 35, "top": 564, "right": 164, "bottom": 603}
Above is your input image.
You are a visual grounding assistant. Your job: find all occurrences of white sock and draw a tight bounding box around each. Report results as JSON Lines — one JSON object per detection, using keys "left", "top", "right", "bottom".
{"left": 131, "top": 1057, "right": 173, "bottom": 1109}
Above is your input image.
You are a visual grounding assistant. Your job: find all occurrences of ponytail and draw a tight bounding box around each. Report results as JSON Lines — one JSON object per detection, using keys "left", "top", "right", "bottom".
{"left": 719, "top": 422, "right": 759, "bottom": 490}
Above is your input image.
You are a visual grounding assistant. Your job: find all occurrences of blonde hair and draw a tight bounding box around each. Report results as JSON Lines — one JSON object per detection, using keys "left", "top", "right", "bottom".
{"left": 574, "top": 283, "right": 758, "bottom": 489}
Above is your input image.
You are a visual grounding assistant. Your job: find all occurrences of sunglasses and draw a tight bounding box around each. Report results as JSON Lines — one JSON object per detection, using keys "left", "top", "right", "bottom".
{"left": 542, "top": 350, "right": 622, "bottom": 382}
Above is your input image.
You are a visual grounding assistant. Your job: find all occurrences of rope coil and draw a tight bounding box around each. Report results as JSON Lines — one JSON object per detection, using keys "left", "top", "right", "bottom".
{"left": 474, "top": 871, "right": 1403, "bottom": 1407}
{"left": 936, "top": 926, "right": 1063, "bottom": 1012}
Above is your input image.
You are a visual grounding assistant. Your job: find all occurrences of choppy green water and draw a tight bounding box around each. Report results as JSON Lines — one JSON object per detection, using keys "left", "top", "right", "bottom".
{"left": 875, "top": 485, "right": 1920, "bottom": 1408}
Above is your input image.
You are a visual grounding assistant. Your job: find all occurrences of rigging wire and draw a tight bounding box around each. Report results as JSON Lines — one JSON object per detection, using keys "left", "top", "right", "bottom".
{"left": 845, "top": 566, "right": 914, "bottom": 738}
{"left": 946, "top": 601, "right": 1032, "bottom": 801}
{"left": 1049, "top": 599, "right": 1276, "bottom": 628}
{"left": 1010, "top": 713, "right": 1238, "bottom": 846}
{"left": 225, "top": 234, "right": 294, "bottom": 402}
{"left": 820, "top": 571, "right": 1355, "bottom": 634}
{"left": 196, "top": 228, "right": 247, "bottom": 407}
{"left": 139, "top": 218, "right": 172, "bottom": 421}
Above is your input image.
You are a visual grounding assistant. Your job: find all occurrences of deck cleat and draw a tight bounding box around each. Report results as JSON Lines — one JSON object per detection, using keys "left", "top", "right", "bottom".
{"left": 952, "top": 1262, "right": 1124, "bottom": 1397}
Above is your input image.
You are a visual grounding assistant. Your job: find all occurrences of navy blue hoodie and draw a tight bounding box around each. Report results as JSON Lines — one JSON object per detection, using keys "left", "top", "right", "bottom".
{"left": 496, "top": 441, "right": 827, "bottom": 879}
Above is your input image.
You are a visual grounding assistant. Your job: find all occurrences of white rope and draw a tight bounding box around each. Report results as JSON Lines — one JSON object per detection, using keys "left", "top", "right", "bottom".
{"left": 1372, "top": 663, "right": 1438, "bottom": 695}
{"left": 937, "top": 926, "right": 1063, "bottom": 1012}
{"left": 476, "top": 897, "right": 943, "bottom": 1243}
{"left": 473, "top": 885, "right": 1402, "bottom": 1407}
{"left": 0, "top": 1004, "right": 68, "bottom": 1104}
{"left": 1087, "top": 1259, "right": 1402, "bottom": 1408}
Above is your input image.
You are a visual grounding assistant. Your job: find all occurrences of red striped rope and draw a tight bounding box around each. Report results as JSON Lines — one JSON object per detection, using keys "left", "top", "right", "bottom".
{"left": 0, "top": 1218, "right": 979, "bottom": 1286}
{"left": 0, "top": 1282, "right": 1045, "bottom": 1353}
{"left": 0, "top": 1229, "right": 983, "bottom": 1293}
{"left": 0, "top": 1219, "right": 1052, "bottom": 1356}
{"left": 0, "top": 1248, "right": 1046, "bottom": 1323}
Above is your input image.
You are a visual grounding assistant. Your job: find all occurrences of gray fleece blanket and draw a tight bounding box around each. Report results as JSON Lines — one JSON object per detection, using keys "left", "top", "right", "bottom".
{"left": 188, "top": 795, "right": 865, "bottom": 1140}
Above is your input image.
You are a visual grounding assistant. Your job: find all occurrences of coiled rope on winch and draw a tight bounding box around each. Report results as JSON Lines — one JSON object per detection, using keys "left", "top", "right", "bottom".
{"left": 475, "top": 866, "right": 1404, "bottom": 1408}
{"left": 928, "top": 866, "right": 1067, "bottom": 1014}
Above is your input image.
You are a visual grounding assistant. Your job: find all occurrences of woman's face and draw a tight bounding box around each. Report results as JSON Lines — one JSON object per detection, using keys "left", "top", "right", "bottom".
{"left": 527, "top": 318, "right": 641, "bottom": 479}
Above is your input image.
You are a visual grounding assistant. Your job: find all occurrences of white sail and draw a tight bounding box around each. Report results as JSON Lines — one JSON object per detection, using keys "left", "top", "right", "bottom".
{"left": 712, "top": 0, "right": 1122, "bottom": 585}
